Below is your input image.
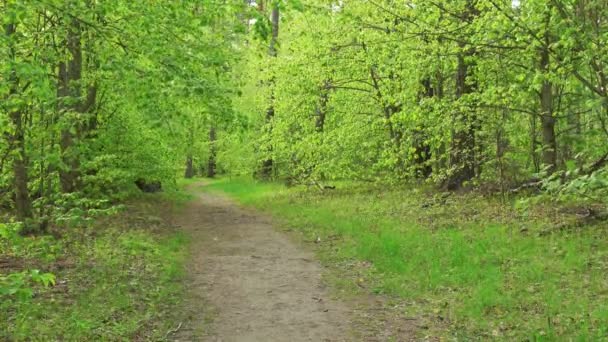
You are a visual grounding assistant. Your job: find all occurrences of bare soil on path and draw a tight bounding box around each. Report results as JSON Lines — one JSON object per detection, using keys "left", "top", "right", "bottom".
{"left": 172, "top": 183, "right": 356, "bottom": 342}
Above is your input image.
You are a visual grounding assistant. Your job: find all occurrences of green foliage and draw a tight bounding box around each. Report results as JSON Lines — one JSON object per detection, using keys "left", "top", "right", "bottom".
{"left": 0, "top": 270, "right": 55, "bottom": 301}
{"left": 546, "top": 169, "right": 608, "bottom": 205}
{"left": 223, "top": 0, "right": 608, "bottom": 195}
{"left": 0, "top": 0, "right": 246, "bottom": 231}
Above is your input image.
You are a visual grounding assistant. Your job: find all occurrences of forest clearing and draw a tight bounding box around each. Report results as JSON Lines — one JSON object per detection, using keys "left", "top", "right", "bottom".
{"left": 2, "top": 0, "right": 608, "bottom": 341}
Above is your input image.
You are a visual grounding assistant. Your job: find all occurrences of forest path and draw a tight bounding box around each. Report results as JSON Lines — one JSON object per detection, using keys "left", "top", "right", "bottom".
{"left": 172, "top": 182, "right": 355, "bottom": 341}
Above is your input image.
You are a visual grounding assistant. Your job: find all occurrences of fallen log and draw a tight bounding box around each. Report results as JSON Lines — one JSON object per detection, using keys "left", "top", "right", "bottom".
{"left": 135, "top": 179, "right": 162, "bottom": 193}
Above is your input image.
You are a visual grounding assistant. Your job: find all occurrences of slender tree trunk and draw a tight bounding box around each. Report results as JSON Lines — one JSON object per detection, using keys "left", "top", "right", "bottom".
{"left": 11, "top": 111, "right": 31, "bottom": 228}
{"left": 315, "top": 80, "right": 331, "bottom": 132}
{"left": 447, "top": 1, "right": 479, "bottom": 190}
{"left": 447, "top": 44, "right": 477, "bottom": 190}
{"left": 207, "top": 126, "right": 217, "bottom": 178}
{"left": 5, "top": 22, "right": 33, "bottom": 231}
{"left": 260, "top": 105, "right": 275, "bottom": 179}
{"left": 435, "top": 66, "right": 447, "bottom": 172}
{"left": 529, "top": 111, "right": 540, "bottom": 172}
{"left": 185, "top": 125, "right": 195, "bottom": 178}
{"left": 185, "top": 156, "right": 195, "bottom": 178}
{"left": 259, "top": 4, "right": 280, "bottom": 179}
{"left": 539, "top": 14, "right": 557, "bottom": 175}
{"left": 496, "top": 108, "right": 509, "bottom": 196}
{"left": 413, "top": 78, "right": 433, "bottom": 178}
{"left": 268, "top": 6, "right": 279, "bottom": 57}
{"left": 368, "top": 65, "right": 399, "bottom": 143}
{"left": 38, "top": 106, "right": 54, "bottom": 233}
{"left": 540, "top": 84, "right": 557, "bottom": 174}
{"left": 58, "top": 19, "right": 83, "bottom": 193}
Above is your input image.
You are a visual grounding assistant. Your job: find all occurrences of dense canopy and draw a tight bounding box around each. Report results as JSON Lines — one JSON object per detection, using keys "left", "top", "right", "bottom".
{"left": 3, "top": 0, "right": 608, "bottom": 230}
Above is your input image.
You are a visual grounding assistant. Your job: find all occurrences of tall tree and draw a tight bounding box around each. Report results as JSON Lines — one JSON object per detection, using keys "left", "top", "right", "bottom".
{"left": 259, "top": 1, "right": 280, "bottom": 179}
{"left": 4, "top": 19, "right": 33, "bottom": 229}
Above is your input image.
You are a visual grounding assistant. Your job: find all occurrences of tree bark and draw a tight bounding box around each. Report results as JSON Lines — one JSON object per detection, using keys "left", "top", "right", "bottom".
{"left": 446, "top": 1, "right": 479, "bottom": 190}
{"left": 185, "top": 126, "right": 195, "bottom": 178}
{"left": 529, "top": 111, "right": 540, "bottom": 172}
{"left": 315, "top": 80, "right": 331, "bottom": 132}
{"left": 5, "top": 22, "right": 33, "bottom": 230}
{"left": 268, "top": 6, "right": 279, "bottom": 57}
{"left": 414, "top": 78, "right": 433, "bottom": 178}
{"left": 447, "top": 44, "right": 477, "bottom": 190}
{"left": 259, "top": 4, "right": 280, "bottom": 180}
{"left": 539, "top": 18, "right": 557, "bottom": 174}
{"left": 58, "top": 19, "right": 84, "bottom": 193}
{"left": 185, "top": 156, "right": 195, "bottom": 178}
{"left": 207, "top": 126, "right": 217, "bottom": 178}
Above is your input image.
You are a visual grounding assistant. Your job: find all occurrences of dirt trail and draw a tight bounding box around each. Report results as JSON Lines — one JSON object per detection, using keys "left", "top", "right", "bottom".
{"left": 172, "top": 183, "right": 354, "bottom": 341}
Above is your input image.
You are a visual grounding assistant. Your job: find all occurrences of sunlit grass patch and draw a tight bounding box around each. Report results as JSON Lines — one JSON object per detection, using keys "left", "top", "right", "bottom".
{"left": 204, "top": 177, "right": 284, "bottom": 204}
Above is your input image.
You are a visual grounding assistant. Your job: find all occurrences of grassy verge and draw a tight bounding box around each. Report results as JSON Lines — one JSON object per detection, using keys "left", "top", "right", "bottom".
{"left": 1, "top": 192, "right": 190, "bottom": 341}
{"left": 205, "top": 178, "right": 608, "bottom": 340}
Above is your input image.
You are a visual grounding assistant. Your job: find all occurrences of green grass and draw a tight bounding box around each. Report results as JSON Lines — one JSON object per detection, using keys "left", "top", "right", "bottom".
{"left": 1, "top": 194, "right": 190, "bottom": 341}
{"left": 205, "top": 178, "right": 608, "bottom": 340}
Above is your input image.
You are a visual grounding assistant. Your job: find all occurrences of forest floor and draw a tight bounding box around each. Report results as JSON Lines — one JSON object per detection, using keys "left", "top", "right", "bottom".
{"left": 1, "top": 191, "right": 190, "bottom": 340}
{"left": 173, "top": 181, "right": 420, "bottom": 341}
{"left": 4, "top": 178, "right": 606, "bottom": 340}
{"left": 201, "top": 178, "right": 608, "bottom": 340}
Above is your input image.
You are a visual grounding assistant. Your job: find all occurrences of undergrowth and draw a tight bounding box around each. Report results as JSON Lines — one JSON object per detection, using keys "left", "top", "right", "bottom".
{"left": 205, "top": 178, "right": 608, "bottom": 340}
{"left": 0, "top": 192, "right": 189, "bottom": 341}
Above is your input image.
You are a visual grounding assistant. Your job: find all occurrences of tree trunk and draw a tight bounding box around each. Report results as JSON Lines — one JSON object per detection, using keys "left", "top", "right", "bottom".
{"left": 11, "top": 112, "right": 32, "bottom": 229}
{"left": 529, "top": 111, "right": 540, "bottom": 173}
{"left": 185, "top": 156, "right": 195, "bottom": 178}
{"left": 446, "top": 2, "right": 479, "bottom": 190}
{"left": 184, "top": 125, "right": 195, "bottom": 179}
{"left": 315, "top": 80, "right": 331, "bottom": 132}
{"left": 58, "top": 19, "right": 84, "bottom": 193}
{"left": 540, "top": 85, "right": 557, "bottom": 174}
{"left": 368, "top": 65, "right": 399, "bottom": 144}
{"left": 259, "top": 102, "right": 274, "bottom": 179}
{"left": 5, "top": 22, "right": 33, "bottom": 230}
{"left": 268, "top": 6, "right": 279, "bottom": 57}
{"left": 414, "top": 78, "right": 434, "bottom": 178}
{"left": 447, "top": 45, "right": 477, "bottom": 190}
{"left": 259, "top": 4, "right": 280, "bottom": 180}
{"left": 207, "top": 126, "right": 217, "bottom": 178}
{"left": 539, "top": 28, "right": 557, "bottom": 174}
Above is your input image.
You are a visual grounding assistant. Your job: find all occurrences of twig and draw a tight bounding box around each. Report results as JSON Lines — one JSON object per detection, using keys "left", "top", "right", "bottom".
{"left": 165, "top": 322, "right": 183, "bottom": 339}
{"left": 585, "top": 152, "right": 608, "bottom": 175}
{"left": 509, "top": 179, "right": 543, "bottom": 194}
